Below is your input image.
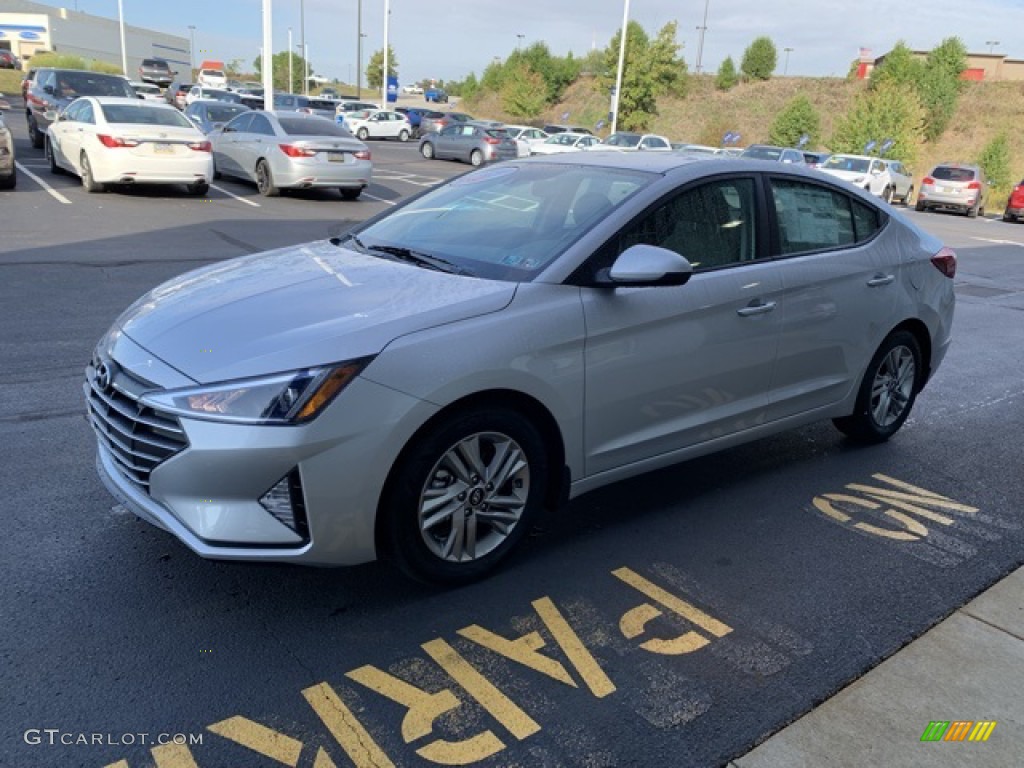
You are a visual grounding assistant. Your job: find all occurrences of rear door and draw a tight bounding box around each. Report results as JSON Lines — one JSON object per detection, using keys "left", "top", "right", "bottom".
{"left": 214, "top": 113, "right": 253, "bottom": 177}
{"left": 763, "top": 175, "right": 899, "bottom": 419}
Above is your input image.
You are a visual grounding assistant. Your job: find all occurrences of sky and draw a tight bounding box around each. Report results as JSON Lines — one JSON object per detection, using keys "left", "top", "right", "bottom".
{"left": 39, "top": 0, "right": 1024, "bottom": 86}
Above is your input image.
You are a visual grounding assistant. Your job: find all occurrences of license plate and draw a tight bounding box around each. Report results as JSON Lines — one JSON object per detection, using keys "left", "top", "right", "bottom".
{"left": 153, "top": 143, "right": 174, "bottom": 155}
{"left": 328, "top": 153, "right": 347, "bottom": 163}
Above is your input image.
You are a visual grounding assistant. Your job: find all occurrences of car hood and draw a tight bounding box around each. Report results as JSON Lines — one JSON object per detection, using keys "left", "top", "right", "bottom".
{"left": 117, "top": 240, "right": 517, "bottom": 384}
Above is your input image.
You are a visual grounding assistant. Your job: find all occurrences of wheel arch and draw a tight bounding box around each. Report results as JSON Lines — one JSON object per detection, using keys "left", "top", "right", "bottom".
{"left": 889, "top": 318, "right": 933, "bottom": 389}
{"left": 374, "top": 388, "right": 569, "bottom": 556}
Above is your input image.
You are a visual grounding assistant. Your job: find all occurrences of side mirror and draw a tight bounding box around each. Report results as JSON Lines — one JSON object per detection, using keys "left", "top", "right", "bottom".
{"left": 598, "top": 244, "right": 694, "bottom": 288}
{"left": 44, "top": 84, "right": 55, "bottom": 95}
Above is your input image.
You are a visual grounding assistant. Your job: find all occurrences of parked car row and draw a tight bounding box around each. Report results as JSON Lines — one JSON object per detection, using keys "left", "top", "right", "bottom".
{"left": 0, "top": 94, "right": 15, "bottom": 188}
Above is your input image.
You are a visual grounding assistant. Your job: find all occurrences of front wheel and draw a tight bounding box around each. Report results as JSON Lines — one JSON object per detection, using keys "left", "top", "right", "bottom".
{"left": 882, "top": 186, "right": 894, "bottom": 204}
{"left": 421, "top": 141, "right": 435, "bottom": 159}
{"left": 915, "top": 200, "right": 926, "bottom": 212}
{"left": 967, "top": 203, "right": 978, "bottom": 218}
{"left": 903, "top": 185, "right": 914, "bottom": 206}
{"left": 46, "top": 138, "right": 63, "bottom": 175}
{"left": 255, "top": 159, "right": 279, "bottom": 197}
{"left": 398, "top": 129, "right": 409, "bottom": 142}
{"left": 28, "top": 115, "right": 44, "bottom": 149}
{"left": 470, "top": 149, "right": 483, "bottom": 167}
{"left": 187, "top": 181, "right": 209, "bottom": 196}
{"left": 357, "top": 127, "right": 369, "bottom": 140}
{"left": 381, "top": 407, "right": 548, "bottom": 585}
{"left": 833, "top": 330, "right": 922, "bottom": 444}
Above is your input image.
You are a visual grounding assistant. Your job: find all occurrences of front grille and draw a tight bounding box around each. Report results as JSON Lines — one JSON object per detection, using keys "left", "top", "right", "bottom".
{"left": 86, "top": 361, "right": 188, "bottom": 493}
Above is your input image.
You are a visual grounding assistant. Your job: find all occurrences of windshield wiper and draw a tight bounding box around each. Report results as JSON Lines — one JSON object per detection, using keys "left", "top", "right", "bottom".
{"left": 366, "top": 245, "right": 474, "bottom": 276}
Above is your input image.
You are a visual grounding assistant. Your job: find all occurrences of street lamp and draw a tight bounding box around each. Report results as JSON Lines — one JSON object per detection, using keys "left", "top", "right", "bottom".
{"left": 117, "top": 0, "right": 127, "bottom": 76}
{"left": 694, "top": 0, "right": 710, "bottom": 74}
{"left": 356, "top": 0, "right": 362, "bottom": 96}
{"left": 288, "top": 28, "right": 293, "bottom": 93}
{"left": 784, "top": 47, "right": 794, "bottom": 76}
{"left": 986, "top": 40, "right": 1000, "bottom": 53}
{"left": 611, "top": 0, "right": 630, "bottom": 134}
{"left": 381, "top": 0, "right": 390, "bottom": 108}
{"left": 516, "top": 34, "right": 524, "bottom": 51}
{"left": 187, "top": 25, "right": 195, "bottom": 75}
{"left": 300, "top": 0, "right": 307, "bottom": 95}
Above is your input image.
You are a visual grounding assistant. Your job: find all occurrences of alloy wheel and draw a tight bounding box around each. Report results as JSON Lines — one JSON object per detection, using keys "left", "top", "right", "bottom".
{"left": 869, "top": 346, "right": 916, "bottom": 427}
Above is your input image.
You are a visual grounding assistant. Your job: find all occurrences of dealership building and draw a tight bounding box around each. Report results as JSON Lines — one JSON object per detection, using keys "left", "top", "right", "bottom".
{"left": 0, "top": 0, "right": 188, "bottom": 75}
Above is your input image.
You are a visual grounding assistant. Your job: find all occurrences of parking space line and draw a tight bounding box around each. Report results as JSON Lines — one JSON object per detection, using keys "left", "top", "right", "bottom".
{"left": 209, "top": 184, "right": 261, "bottom": 208}
{"left": 362, "top": 192, "right": 397, "bottom": 206}
{"left": 15, "top": 162, "right": 72, "bottom": 204}
{"left": 150, "top": 742, "right": 201, "bottom": 768}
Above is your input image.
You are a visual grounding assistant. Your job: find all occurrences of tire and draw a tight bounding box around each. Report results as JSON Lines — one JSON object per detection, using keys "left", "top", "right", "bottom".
{"left": 967, "top": 203, "right": 978, "bottom": 218}
{"left": 903, "top": 186, "right": 914, "bottom": 206}
{"left": 380, "top": 407, "right": 549, "bottom": 585}
{"left": 46, "top": 137, "right": 63, "bottom": 175}
{"left": 915, "top": 201, "right": 926, "bottom": 212}
{"left": 398, "top": 129, "right": 409, "bottom": 142}
{"left": 979, "top": 205, "right": 985, "bottom": 218}
{"left": 255, "top": 159, "right": 279, "bottom": 197}
{"left": 339, "top": 187, "right": 361, "bottom": 200}
{"left": 80, "top": 153, "right": 105, "bottom": 193}
{"left": 882, "top": 186, "right": 894, "bottom": 204}
{"left": 0, "top": 170, "right": 14, "bottom": 189}
{"left": 470, "top": 149, "right": 483, "bottom": 167}
{"left": 833, "top": 330, "right": 922, "bottom": 444}
{"left": 357, "top": 127, "right": 369, "bottom": 140}
{"left": 421, "top": 141, "right": 435, "bottom": 159}
{"left": 28, "top": 114, "right": 44, "bottom": 149}
{"left": 187, "top": 181, "right": 209, "bottom": 196}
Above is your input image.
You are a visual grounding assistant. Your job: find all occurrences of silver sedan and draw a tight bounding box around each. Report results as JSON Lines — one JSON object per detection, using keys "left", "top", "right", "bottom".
{"left": 86, "top": 155, "right": 955, "bottom": 584}
{"left": 211, "top": 111, "right": 371, "bottom": 198}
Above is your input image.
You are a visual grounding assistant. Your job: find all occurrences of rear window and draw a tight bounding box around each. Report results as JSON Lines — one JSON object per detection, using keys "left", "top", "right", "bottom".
{"left": 100, "top": 104, "right": 193, "bottom": 128}
{"left": 201, "top": 69, "right": 224, "bottom": 77}
{"left": 142, "top": 59, "right": 169, "bottom": 69}
{"left": 932, "top": 166, "right": 976, "bottom": 182}
{"left": 744, "top": 146, "right": 784, "bottom": 161}
{"left": 278, "top": 117, "right": 352, "bottom": 137}
{"left": 206, "top": 104, "right": 248, "bottom": 122}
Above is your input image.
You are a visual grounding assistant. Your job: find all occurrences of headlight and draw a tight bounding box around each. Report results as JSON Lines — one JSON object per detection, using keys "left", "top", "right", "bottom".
{"left": 140, "top": 359, "right": 372, "bottom": 425}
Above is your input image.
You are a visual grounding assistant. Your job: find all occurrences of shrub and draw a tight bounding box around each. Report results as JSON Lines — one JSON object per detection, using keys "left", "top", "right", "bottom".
{"left": 741, "top": 37, "right": 777, "bottom": 81}
{"left": 977, "top": 133, "right": 1012, "bottom": 191}
{"left": 716, "top": 56, "right": 738, "bottom": 91}
{"left": 830, "top": 80, "right": 925, "bottom": 165}
{"left": 769, "top": 95, "right": 820, "bottom": 148}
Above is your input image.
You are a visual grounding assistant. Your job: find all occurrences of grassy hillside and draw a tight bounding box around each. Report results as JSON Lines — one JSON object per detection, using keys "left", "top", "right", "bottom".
{"left": 465, "top": 74, "right": 1024, "bottom": 208}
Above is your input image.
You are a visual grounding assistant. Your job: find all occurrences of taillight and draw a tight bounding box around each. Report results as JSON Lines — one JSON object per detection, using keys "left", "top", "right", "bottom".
{"left": 922, "top": 176, "right": 935, "bottom": 185}
{"left": 354, "top": 150, "right": 371, "bottom": 160}
{"left": 967, "top": 181, "right": 981, "bottom": 190}
{"left": 188, "top": 141, "right": 211, "bottom": 152}
{"left": 483, "top": 136, "right": 501, "bottom": 145}
{"left": 279, "top": 144, "right": 317, "bottom": 157}
{"left": 930, "top": 246, "right": 957, "bottom": 278}
{"left": 97, "top": 134, "right": 139, "bottom": 148}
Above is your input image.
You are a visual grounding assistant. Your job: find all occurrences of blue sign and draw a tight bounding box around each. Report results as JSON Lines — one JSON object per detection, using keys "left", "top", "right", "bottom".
{"left": 561, "top": 111, "right": 570, "bottom": 120}
{"left": 20, "top": 31, "right": 41, "bottom": 40}
{"left": 797, "top": 133, "right": 809, "bottom": 148}
{"left": 386, "top": 76, "right": 398, "bottom": 103}
{"left": 879, "top": 138, "right": 895, "bottom": 154}
{"left": 864, "top": 140, "right": 877, "bottom": 153}
{"left": 722, "top": 132, "right": 734, "bottom": 144}
{"left": 595, "top": 119, "right": 606, "bottom": 130}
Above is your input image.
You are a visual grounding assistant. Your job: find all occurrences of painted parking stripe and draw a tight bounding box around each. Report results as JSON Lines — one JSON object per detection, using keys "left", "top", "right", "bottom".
{"left": 362, "top": 191, "right": 397, "bottom": 206}
{"left": 15, "top": 162, "right": 72, "bottom": 204}
{"left": 209, "top": 183, "right": 261, "bottom": 208}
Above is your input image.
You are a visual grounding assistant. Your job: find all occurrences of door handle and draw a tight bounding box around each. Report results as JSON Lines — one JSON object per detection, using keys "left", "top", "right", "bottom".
{"left": 737, "top": 301, "right": 777, "bottom": 317}
{"left": 867, "top": 274, "right": 896, "bottom": 287}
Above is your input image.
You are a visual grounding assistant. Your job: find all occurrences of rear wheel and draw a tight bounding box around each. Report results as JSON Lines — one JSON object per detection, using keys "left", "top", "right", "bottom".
{"left": 915, "top": 200, "right": 926, "bottom": 212}
{"left": 421, "top": 141, "right": 435, "bottom": 159}
{"left": 0, "top": 170, "right": 14, "bottom": 189}
{"left": 46, "top": 137, "right": 63, "bottom": 175}
{"left": 339, "top": 187, "right": 361, "bottom": 200}
{"left": 255, "top": 159, "right": 279, "bottom": 197}
{"left": 398, "top": 129, "right": 409, "bottom": 142}
{"left": 903, "top": 185, "right": 914, "bottom": 205}
{"left": 882, "top": 186, "right": 894, "bottom": 204}
{"left": 187, "top": 181, "right": 209, "bottom": 196}
{"left": 833, "top": 330, "right": 922, "bottom": 444}
{"left": 470, "top": 149, "right": 483, "bottom": 167}
{"left": 967, "top": 202, "right": 978, "bottom": 218}
{"left": 80, "top": 153, "right": 105, "bottom": 193}
{"left": 381, "top": 407, "right": 548, "bottom": 585}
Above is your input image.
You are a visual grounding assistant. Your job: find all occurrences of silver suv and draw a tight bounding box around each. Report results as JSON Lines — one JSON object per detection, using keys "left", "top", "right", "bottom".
{"left": 916, "top": 163, "right": 989, "bottom": 218}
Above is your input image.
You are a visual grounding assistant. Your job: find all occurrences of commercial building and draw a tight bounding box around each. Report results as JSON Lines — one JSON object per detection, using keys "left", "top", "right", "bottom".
{"left": 860, "top": 47, "right": 1024, "bottom": 81}
{"left": 0, "top": 0, "right": 188, "bottom": 75}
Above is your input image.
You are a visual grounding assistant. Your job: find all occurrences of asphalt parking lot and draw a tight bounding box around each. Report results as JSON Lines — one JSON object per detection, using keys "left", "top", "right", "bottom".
{"left": 2, "top": 103, "right": 1024, "bottom": 768}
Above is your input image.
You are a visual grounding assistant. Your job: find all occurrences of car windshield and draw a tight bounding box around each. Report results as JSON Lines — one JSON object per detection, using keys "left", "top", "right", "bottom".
{"left": 604, "top": 133, "right": 641, "bottom": 147}
{"left": 932, "top": 166, "right": 976, "bottom": 182}
{"left": 58, "top": 73, "right": 135, "bottom": 98}
{"left": 205, "top": 104, "right": 248, "bottom": 122}
{"left": 278, "top": 116, "right": 351, "bottom": 136}
{"left": 100, "top": 104, "right": 193, "bottom": 127}
{"left": 823, "top": 155, "right": 871, "bottom": 173}
{"left": 352, "top": 164, "right": 653, "bottom": 281}
{"left": 742, "top": 146, "right": 784, "bottom": 161}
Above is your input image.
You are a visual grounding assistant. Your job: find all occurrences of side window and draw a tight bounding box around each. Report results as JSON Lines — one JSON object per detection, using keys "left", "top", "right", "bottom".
{"left": 850, "top": 199, "right": 881, "bottom": 242}
{"left": 770, "top": 178, "right": 856, "bottom": 254}
{"left": 63, "top": 100, "right": 82, "bottom": 122}
{"left": 598, "top": 177, "right": 758, "bottom": 272}
{"left": 79, "top": 101, "right": 95, "bottom": 124}
{"left": 228, "top": 113, "right": 254, "bottom": 133}
{"left": 247, "top": 115, "right": 271, "bottom": 135}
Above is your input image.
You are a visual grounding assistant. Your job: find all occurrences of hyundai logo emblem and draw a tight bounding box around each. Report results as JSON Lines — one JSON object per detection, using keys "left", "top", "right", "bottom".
{"left": 95, "top": 362, "right": 112, "bottom": 392}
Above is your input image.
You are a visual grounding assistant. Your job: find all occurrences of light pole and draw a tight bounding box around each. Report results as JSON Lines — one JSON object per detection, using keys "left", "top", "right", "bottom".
{"left": 356, "top": 0, "right": 363, "bottom": 96}
{"left": 261, "top": 0, "right": 272, "bottom": 114}
{"left": 288, "top": 28, "right": 293, "bottom": 93}
{"left": 784, "top": 47, "right": 794, "bottom": 75}
{"left": 381, "top": 0, "right": 390, "bottom": 108}
{"left": 117, "top": 0, "right": 127, "bottom": 76}
{"left": 694, "top": 0, "right": 710, "bottom": 74}
{"left": 986, "top": 40, "right": 1000, "bottom": 53}
{"left": 187, "top": 25, "right": 195, "bottom": 75}
{"left": 516, "top": 34, "right": 524, "bottom": 51}
{"left": 300, "top": 0, "right": 307, "bottom": 95}
{"left": 611, "top": 0, "right": 630, "bottom": 134}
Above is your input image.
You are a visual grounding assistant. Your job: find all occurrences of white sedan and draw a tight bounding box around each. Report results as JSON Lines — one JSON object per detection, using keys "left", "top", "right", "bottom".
{"left": 503, "top": 125, "right": 549, "bottom": 158}
{"left": 130, "top": 82, "right": 165, "bottom": 102}
{"left": 46, "top": 97, "right": 213, "bottom": 195}
{"left": 343, "top": 109, "right": 412, "bottom": 142}
{"left": 529, "top": 132, "right": 601, "bottom": 155}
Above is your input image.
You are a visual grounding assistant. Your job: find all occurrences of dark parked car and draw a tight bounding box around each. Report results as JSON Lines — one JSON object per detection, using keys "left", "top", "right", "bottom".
{"left": 25, "top": 68, "right": 136, "bottom": 148}
{"left": 418, "top": 111, "right": 475, "bottom": 135}
{"left": 184, "top": 99, "right": 251, "bottom": 134}
{"left": 419, "top": 122, "right": 518, "bottom": 166}
{"left": 0, "top": 50, "right": 21, "bottom": 70}
{"left": 138, "top": 58, "right": 176, "bottom": 87}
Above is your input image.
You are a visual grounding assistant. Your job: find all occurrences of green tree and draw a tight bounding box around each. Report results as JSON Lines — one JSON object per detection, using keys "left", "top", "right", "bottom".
{"left": 741, "top": 36, "right": 777, "bottom": 81}
{"left": 869, "top": 41, "right": 922, "bottom": 90}
{"left": 366, "top": 46, "right": 398, "bottom": 90}
{"left": 716, "top": 56, "right": 739, "bottom": 90}
{"left": 480, "top": 58, "right": 506, "bottom": 92}
{"left": 919, "top": 37, "right": 968, "bottom": 141}
{"left": 500, "top": 62, "right": 548, "bottom": 119}
{"left": 769, "top": 95, "right": 821, "bottom": 147}
{"left": 830, "top": 80, "right": 925, "bottom": 164}
{"left": 254, "top": 51, "right": 312, "bottom": 93}
{"left": 646, "top": 21, "right": 689, "bottom": 97}
{"left": 977, "top": 133, "right": 1012, "bottom": 191}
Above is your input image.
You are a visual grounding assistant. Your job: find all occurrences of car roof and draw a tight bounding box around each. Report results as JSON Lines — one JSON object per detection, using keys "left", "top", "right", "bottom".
{"left": 86, "top": 96, "right": 176, "bottom": 107}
